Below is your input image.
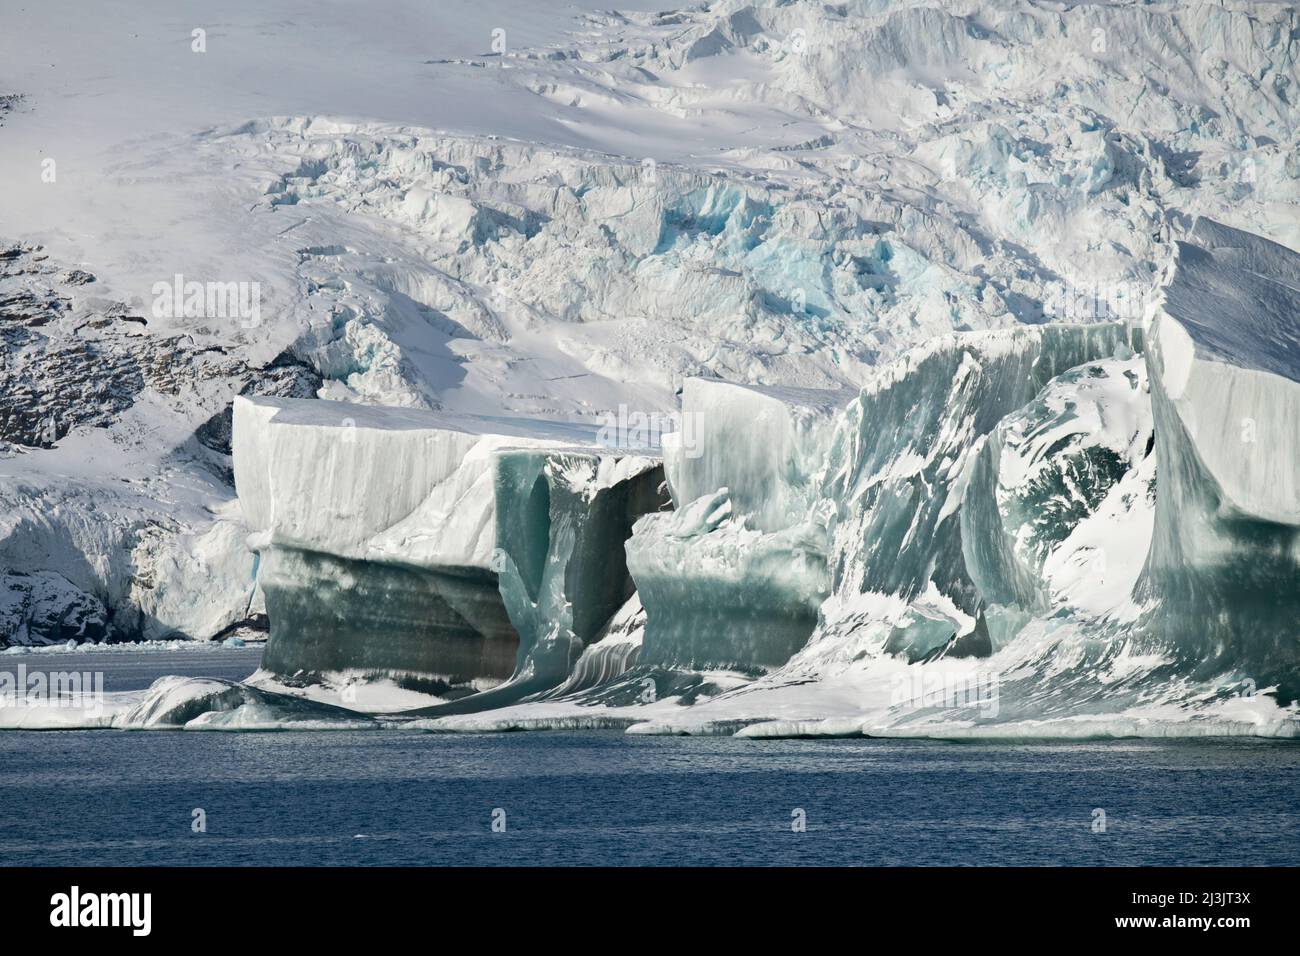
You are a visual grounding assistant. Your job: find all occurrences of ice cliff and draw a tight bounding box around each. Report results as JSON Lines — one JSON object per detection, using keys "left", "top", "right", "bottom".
{"left": 629, "top": 380, "right": 850, "bottom": 671}
{"left": 232, "top": 396, "right": 663, "bottom": 702}
{"left": 1138, "top": 219, "right": 1300, "bottom": 703}
{"left": 408, "top": 219, "right": 1300, "bottom": 736}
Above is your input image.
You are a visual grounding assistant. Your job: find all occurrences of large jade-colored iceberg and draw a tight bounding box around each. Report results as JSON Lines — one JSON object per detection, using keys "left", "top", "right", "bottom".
{"left": 232, "top": 396, "right": 662, "bottom": 700}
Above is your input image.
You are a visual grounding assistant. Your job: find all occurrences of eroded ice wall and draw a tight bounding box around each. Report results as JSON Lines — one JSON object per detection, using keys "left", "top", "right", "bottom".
{"left": 397, "top": 221, "right": 1300, "bottom": 737}
{"left": 1140, "top": 219, "right": 1300, "bottom": 701}
{"left": 815, "top": 322, "right": 1136, "bottom": 661}
{"left": 419, "top": 449, "right": 667, "bottom": 714}
{"left": 961, "top": 351, "right": 1155, "bottom": 639}
{"left": 233, "top": 396, "right": 603, "bottom": 694}
{"left": 664, "top": 379, "right": 857, "bottom": 530}
{"left": 630, "top": 380, "right": 851, "bottom": 672}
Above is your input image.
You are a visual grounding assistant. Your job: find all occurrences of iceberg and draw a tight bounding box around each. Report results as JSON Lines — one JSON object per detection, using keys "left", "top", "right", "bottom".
{"left": 232, "top": 396, "right": 663, "bottom": 704}
{"left": 1138, "top": 218, "right": 1300, "bottom": 702}
{"left": 629, "top": 379, "right": 852, "bottom": 672}
{"left": 961, "top": 351, "right": 1155, "bottom": 627}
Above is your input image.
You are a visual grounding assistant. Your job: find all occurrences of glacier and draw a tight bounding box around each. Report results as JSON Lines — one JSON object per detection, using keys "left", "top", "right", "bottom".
{"left": 1, "top": 0, "right": 1298, "bottom": 741}
{"left": 14, "top": 216, "right": 1299, "bottom": 740}
{"left": 409, "top": 218, "right": 1300, "bottom": 737}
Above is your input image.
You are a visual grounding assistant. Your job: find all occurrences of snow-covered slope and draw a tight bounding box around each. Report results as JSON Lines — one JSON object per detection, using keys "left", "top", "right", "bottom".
{"left": 0, "top": 245, "right": 282, "bottom": 644}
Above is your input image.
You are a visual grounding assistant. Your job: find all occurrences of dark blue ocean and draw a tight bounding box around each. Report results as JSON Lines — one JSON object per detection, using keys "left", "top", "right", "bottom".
{"left": 1, "top": 646, "right": 1298, "bottom": 866}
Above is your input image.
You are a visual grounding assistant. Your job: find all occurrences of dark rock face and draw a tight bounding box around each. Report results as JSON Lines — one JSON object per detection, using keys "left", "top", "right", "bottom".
{"left": 0, "top": 243, "right": 213, "bottom": 448}
{"left": 0, "top": 571, "right": 109, "bottom": 644}
{"left": 195, "top": 352, "right": 323, "bottom": 456}
{"left": 0, "top": 93, "right": 20, "bottom": 127}
{"left": 0, "top": 245, "right": 129, "bottom": 447}
{"left": 0, "top": 243, "right": 322, "bottom": 461}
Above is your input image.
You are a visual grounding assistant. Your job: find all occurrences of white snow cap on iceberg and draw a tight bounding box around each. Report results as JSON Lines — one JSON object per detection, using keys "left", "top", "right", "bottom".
{"left": 664, "top": 378, "right": 855, "bottom": 531}
{"left": 232, "top": 395, "right": 641, "bottom": 570}
{"left": 1148, "top": 218, "right": 1300, "bottom": 525}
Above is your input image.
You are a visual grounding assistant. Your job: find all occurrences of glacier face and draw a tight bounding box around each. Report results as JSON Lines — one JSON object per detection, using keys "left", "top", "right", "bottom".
{"left": 208, "top": 0, "right": 1298, "bottom": 433}
{"left": 405, "top": 219, "right": 1300, "bottom": 737}
{"left": 14, "top": 217, "right": 1300, "bottom": 740}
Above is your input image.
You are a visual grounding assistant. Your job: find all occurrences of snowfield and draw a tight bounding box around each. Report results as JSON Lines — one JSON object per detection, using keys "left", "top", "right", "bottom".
{"left": 1, "top": 1, "right": 1298, "bottom": 738}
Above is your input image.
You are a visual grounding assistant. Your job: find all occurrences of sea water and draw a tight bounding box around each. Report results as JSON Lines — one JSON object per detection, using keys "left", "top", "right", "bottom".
{"left": 0, "top": 646, "right": 1296, "bottom": 866}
